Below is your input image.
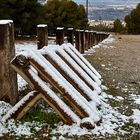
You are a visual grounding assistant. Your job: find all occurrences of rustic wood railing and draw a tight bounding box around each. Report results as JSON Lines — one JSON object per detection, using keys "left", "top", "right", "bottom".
{"left": 0, "top": 21, "right": 109, "bottom": 129}
{"left": 2, "top": 43, "right": 103, "bottom": 129}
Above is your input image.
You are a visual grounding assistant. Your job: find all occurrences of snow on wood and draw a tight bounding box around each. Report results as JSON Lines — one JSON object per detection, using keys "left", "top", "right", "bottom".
{"left": 62, "top": 44, "right": 102, "bottom": 85}
{"left": 28, "top": 68, "right": 81, "bottom": 124}
{"left": 40, "top": 48, "right": 95, "bottom": 99}
{"left": 10, "top": 42, "right": 104, "bottom": 128}
{"left": 2, "top": 91, "right": 37, "bottom": 122}
{"left": 40, "top": 47, "right": 101, "bottom": 106}
{"left": 0, "top": 20, "right": 13, "bottom": 25}
{"left": 37, "top": 24, "right": 47, "bottom": 27}
{"left": 11, "top": 56, "right": 81, "bottom": 124}
{"left": 68, "top": 43, "right": 102, "bottom": 79}
{"left": 27, "top": 51, "right": 100, "bottom": 121}
{"left": 55, "top": 48, "right": 101, "bottom": 93}
{"left": 57, "top": 27, "right": 64, "bottom": 30}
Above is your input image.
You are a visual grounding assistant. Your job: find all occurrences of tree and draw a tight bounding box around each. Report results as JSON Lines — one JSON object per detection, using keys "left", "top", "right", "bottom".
{"left": 125, "top": 3, "right": 140, "bottom": 34}
{"left": 113, "top": 19, "right": 125, "bottom": 33}
{"left": 0, "top": 0, "right": 88, "bottom": 35}
{"left": 0, "top": 0, "right": 46, "bottom": 35}
{"left": 44, "top": 0, "right": 88, "bottom": 30}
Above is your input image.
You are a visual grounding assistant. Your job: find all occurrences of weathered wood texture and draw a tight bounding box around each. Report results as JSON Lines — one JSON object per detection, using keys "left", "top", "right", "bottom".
{"left": 56, "top": 27, "right": 64, "bottom": 45}
{"left": 67, "top": 28, "right": 74, "bottom": 45}
{"left": 9, "top": 43, "right": 103, "bottom": 128}
{"left": 80, "top": 30, "right": 85, "bottom": 54}
{"left": 0, "top": 21, "right": 18, "bottom": 105}
{"left": 10, "top": 55, "right": 81, "bottom": 125}
{"left": 75, "top": 30, "right": 81, "bottom": 52}
{"left": 85, "top": 30, "right": 89, "bottom": 50}
{"left": 37, "top": 24, "right": 48, "bottom": 49}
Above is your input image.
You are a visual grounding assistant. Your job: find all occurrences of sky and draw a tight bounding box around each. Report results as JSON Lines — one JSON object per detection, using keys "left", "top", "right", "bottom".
{"left": 74, "top": 0, "right": 140, "bottom": 3}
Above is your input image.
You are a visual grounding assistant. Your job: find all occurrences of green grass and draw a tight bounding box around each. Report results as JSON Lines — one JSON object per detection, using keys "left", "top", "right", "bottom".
{"left": 21, "top": 106, "right": 61, "bottom": 127}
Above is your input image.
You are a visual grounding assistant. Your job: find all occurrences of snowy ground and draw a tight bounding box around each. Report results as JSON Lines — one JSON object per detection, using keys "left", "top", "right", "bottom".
{"left": 0, "top": 35, "right": 139, "bottom": 139}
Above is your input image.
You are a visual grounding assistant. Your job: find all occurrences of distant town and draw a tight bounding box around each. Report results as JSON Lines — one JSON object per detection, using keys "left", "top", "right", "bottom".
{"left": 87, "top": 2, "right": 138, "bottom": 27}
{"left": 38, "top": 0, "right": 138, "bottom": 27}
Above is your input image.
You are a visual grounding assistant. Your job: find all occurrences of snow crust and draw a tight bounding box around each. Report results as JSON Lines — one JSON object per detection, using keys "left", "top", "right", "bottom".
{"left": 131, "top": 109, "right": 140, "bottom": 124}
{"left": 52, "top": 92, "right": 129, "bottom": 137}
{"left": 57, "top": 27, "right": 64, "bottom": 30}
{"left": 0, "top": 20, "right": 13, "bottom": 24}
{"left": 37, "top": 24, "right": 47, "bottom": 27}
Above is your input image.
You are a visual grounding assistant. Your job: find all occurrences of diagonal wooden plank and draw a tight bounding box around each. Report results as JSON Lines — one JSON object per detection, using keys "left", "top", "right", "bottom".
{"left": 10, "top": 56, "right": 82, "bottom": 125}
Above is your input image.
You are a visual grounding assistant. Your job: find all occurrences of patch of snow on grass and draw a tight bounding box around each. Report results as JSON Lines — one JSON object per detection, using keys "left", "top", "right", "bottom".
{"left": 131, "top": 94, "right": 140, "bottom": 105}
{"left": 0, "top": 101, "right": 43, "bottom": 137}
{"left": 15, "top": 42, "right": 37, "bottom": 54}
{"left": 135, "top": 98, "right": 140, "bottom": 105}
{"left": 131, "top": 109, "right": 140, "bottom": 124}
{"left": 52, "top": 92, "right": 129, "bottom": 137}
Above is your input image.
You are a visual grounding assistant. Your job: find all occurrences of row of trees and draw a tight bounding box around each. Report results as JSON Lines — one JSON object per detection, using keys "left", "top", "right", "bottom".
{"left": 0, "top": 0, "right": 139, "bottom": 35}
{"left": 0, "top": 0, "right": 87, "bottom": 35}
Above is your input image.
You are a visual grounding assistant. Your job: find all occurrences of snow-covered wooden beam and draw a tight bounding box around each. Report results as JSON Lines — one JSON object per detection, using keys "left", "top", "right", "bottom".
{"left": 2, "top": 91, "right": 42, "bottom": 121}
{"left": 2, "top": 90, "right": 81, "bottom": 125}
{"left": 11, "top": 54, "right": 93, "bottom": 118}
{"left": 9, "top": 42, "right": 108, "bottom": 128}
{"left": 64, "top": 44, "right": 102, "bottom": 83}
{"left": 10, "top": 58, "right": 82, "bottom": 125}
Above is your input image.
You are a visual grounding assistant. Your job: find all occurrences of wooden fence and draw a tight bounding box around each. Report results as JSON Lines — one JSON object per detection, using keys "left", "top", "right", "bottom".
{"left": 2, "top": 43, "right": 102, "bottom": 129}
{"left": 0, "top": 20, "right": 109, "bottom": 128}
{"left": 37, "top": 24, "right": 109, "bottom": 52}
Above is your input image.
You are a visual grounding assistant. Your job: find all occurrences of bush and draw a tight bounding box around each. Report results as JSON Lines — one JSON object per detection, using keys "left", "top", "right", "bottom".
{"left": 113, "top": 19, "right": 126, "bottom": 33}
{"left": 125, "top": 3, "right": 140, "bottom": 34}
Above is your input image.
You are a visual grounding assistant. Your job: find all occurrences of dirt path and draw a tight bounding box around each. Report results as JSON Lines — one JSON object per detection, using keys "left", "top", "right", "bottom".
{"left": 85, "top": 35, "right": 140, "bottom": 87}
{"left": 85, "top": 35, "right": 140, "bottom": 139}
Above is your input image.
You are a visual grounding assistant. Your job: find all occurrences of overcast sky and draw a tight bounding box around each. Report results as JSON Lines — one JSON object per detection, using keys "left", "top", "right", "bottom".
{"left": 74, "top": 0, "right": 140, "bottom": 3}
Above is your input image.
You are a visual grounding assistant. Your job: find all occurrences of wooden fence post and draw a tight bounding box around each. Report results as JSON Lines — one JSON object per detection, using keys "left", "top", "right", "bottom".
{"left": 85, "top": 30, "right": 89, "bottom": 50}
{"left": 96, "top": 32, "right": 99, "bottom": 43}
{"left": 37, "top": 24, "right": 48, "bottom": 49}
{"left": 95, "top": 32, "right": 98, "bottom": 45}
{"left": 56, "top": 27, "right": 64, "bottom": 45}
{"left": 88, "top": 31, "right": 91, "bottom": 49}
{"left": 92, "top": 31, "right": 96, "bottom": 46}
{"left": 75, "top": 30, "right": 81, "bottom": 52}
{"left": 80, "top": 30, "right": 85, "bottom": 54}
{"left": 91, "top": 31, "right": 94, "bottom": 47}
{"left": 67, "top": 28, "right": 74, "bottom": 45}
{"left": 0, "top": 20, "right": 18, "bottom": 105}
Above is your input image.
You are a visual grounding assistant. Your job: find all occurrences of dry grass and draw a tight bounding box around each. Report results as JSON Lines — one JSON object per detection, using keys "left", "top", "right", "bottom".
{"left": 85, "top": 34, "right": 140, "bottom": 139}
